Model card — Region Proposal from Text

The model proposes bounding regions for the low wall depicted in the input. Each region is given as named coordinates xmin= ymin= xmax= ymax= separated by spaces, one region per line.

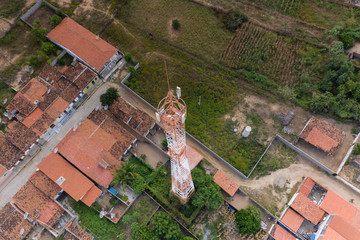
xmin=326 ymin=0 xmax=360 ymax=8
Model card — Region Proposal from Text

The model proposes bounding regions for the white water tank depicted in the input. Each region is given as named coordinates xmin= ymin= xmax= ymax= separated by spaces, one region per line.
xmin=242 ymin=126 xmax=252 ymax=138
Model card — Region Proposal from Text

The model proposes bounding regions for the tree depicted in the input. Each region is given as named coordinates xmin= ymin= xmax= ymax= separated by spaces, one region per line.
xmin=131 ymin=222 xmax=157 ymax=240
xmin=30 ymin=19 xmax=47 ymax=43
xmin=172 ymin=19 xmax=180 ymax=30
xmin=338 ymin=33 xmax=354 ymax=49
xmin=111 ymin=162 xmax=139 ymax=190
xmin=354 ymin=143 xmax=360 ymax=155
xmin=235 ymin=205 xmax=262 ymax=234
xmin=27 ymin=55 xmax=41 ymax=69
xmin=161 ymin=138 xmax=168 ymax=150
xmin=49 ymin=14 xmax=62 ymax=27
xmin=130 ymin=175 xmax=146 ymax=194
xmin=191 ymin=168 xmax=223 ymax=212
xmin=41 ymin=42 xmax=57 ymax=55
xmin=100 ymin=87 xmax=119 ymax=106
xmin=223 ymin=10 xmax=248 ymax=31
xmin=150 ymin=212 xmax=181 ymax=240
xmin=124 ymin=53 xmax=132 ymax=63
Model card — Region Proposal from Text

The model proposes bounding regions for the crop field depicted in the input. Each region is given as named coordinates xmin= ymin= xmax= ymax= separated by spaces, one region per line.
xmin=251 ymin=0 xmax=304 ymax=16
xmin=222 ymin=22 xmax=304 ymax=86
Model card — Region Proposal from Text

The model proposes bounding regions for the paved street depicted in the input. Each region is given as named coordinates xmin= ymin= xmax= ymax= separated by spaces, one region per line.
xmin=0 ymin=83 xmax=109 ymax=209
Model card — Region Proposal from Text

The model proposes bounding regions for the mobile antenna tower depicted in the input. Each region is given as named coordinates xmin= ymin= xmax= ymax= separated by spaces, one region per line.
xmin=156 ymin=62 xmax=195 ymax=203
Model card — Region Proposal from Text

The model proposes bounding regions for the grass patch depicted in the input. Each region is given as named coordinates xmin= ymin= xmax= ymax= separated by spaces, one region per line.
xmin=0 ymin=80 xmax=15 ymax=107
xmin=0 ymin=0 xmax=25 ymax=19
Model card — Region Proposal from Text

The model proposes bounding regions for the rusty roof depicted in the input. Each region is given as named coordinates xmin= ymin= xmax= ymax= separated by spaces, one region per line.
xmin=297 ymin=177 xmax=316 ymax=196
xmin=0 ymin=132 xmax=23 ymax=170
xmin=57 ymin=110 xmax=135 ymax=187
xmin=273 ymin=224 xmax=296 ymax=240
xmin=281 ymin=208 xmax=304 ymax=232
xmin=28 ymin=170 xmax=62 ymax=199
xmin=5 ymin=122 xmax=38 ymax=152
xmin=108 ymin=97 xmax=155 ymax=136
xmin=300 ymin=117 xmax=345 ymax=155
xmin=213 ymin=170 xmax=239 ymax=196
xmin=38 ymin=153 xmax=97 ymax=202
xmin=12 ymin=181 xmax=64 ymax=226
xmin=0 ymin=203 xmax=34 ymax=240
xmin=65 ymin=221 xmax=94 ymax=240
xmin=320 ymin=189 xmax=360 ymax=229
xmin=291 ymin=193 xmax=325 ymax=224
xmin=322 ymin=215 xmax=360 ymax=240
xmin=47 ymin=18 xmax=118 ymax=71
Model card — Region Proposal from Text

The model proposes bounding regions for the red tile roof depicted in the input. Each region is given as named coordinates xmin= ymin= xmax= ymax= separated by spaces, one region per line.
xmin=298 ymin=177 xmax=316 ymax=196
xmin=0 ymin=203 xmax=34 ymax=240
xmin=12 ymin=181 xmax=64 ymax=227
xmin=38 ymin=153 xmax=99 ymax=203
xmin=65 ymin=221 xmax=94 ymax=240
xmin=0 ymin=132 xmax=23 ymax=170
xmin=186 ymin=145 xmax=203 ymax=170
xmin=28 ymin=170 xmax=62 ymax=199
xmin=300 ymin=117 xmax=345 ymax=155
xmin=81 ymin=185 xmax=102 ymax=207
xmin=0 ymin=164 xmax=6 ymax=176
xmin=322 ymin=215 xmax=360 ymax=240
xmin=46 ymin=97 xmax=69 ymax=120
xmin=281 ymin=208 xmax=304 ymax=232
xmin=47 ymin=18 xmax=118 ymax=71
xmin=5 ymin=122 xmax=38 ymax=151
xmin=291 ymin=193 xmax=325 ymax=224
xmin=22 ymin=108 xmax=44 ymax=128
xmin=213 ymin=170 xmax=239 ymax=196
xmin=273 ymin=225 xmax=297 ymax=240
xmin=320 ymin=189 xmax=360 ymax=229
xmin=57 ymin=110 xmax=135 ymax=187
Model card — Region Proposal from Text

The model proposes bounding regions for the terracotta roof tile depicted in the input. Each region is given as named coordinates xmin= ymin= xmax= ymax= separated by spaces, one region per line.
xmin=65 ymin=221 xmax=94 ymax=240
xmin=291 ymin=193 xmax=325 ymax=224
xmin=47 ymin=18 xmax=118 ymax=71
xmin=6 ymin=93 xmax=35 ymax=117
xmin=63 ymin=62 xmax=97 ymax=89
xmin=0 ymin=203 xmax=34 ymax=240
xmin=28 ymin=170 xmax=62 ymax=199
xmin=22 ymin=108 xmax=44 ymax=128
xmin=213 ymin=170 xmax=239 ymax=196
xmin=12 ymin=181 xmax=64 ymax=226
xmin=321 ymin=190 xmax=360 ymax=229
xmin=273 ymin=224 xmax=297 ymax=240
xmin=57 ymin=110 xmax=134 ymax=187
xmin=281 ymin=208 xmax=304 ymax=232
xmin=81 ymin=185 xmax=102 ymax=207
xmin=38 ymin=153 xmax=96 ymax=202
xmin=0 ymin=164 xmax=6 ymax=176
xmin=323 ymin=215 xmax=360 ymax=240
xmin=300 ymin=117 xmax=345 ymax=155
xmin=46 ymin=97 xmax=69 ymax=120
xmin=186 ymin=145 xmax=203 ymax=170
xmin=5 ymin=122 xmax=38 ymax=151
xmin=0 ymin=132 xmax=23 ymax=169
xmin=38 ymin=64 xmax=63 ymax=84
xmin=298 ymin=177 xmax=316 ymax=196
xmin=31 ymin=112 xmax=57 ymax=136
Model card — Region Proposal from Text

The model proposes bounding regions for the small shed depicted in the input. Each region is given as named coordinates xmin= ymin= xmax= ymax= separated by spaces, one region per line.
xmin=213 ymin=170 xmax=239 ymax=197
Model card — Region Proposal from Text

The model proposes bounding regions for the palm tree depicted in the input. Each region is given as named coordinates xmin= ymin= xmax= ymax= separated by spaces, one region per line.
xmin=111 ymin=162 xmax=139 ymax=190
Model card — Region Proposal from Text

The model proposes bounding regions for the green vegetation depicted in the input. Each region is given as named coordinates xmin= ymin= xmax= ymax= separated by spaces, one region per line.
xmin=124 ymin=53 xmax=132 ymax=63
xmin=31 ymin=20 xmax=47 ymax=43
xmin=172 ymin=19 xmax=181 ymax=30
xmin=40 ymin=42 xmax=57 ymax=55
xmin=131 ymin=222 xmax=157 ymax=240
xmin=100 ymin=87 xmax=119 ymax=106
xmin=49 ymin=14 xmax=62 ymax=27
xmin=354 ymin=143 xmax=360 ymax=155
xmin=254 ymin=0 xmax=303 ymax=16
xmin=222 ymin=10 xmax=248 ymax=31
xmin=27 ymin=55 xmax=41 ymax=69
xmin=235 ymin=205 xmax=262 ymax=235
xmin=111 ymin=161 xmax=139 ymax=190
xmin=0 ymin=0 xmax=25 ymax=19
xmin=161 ymin=138 xmax=168 ymax=150
xmin=151 ymin=212 xmax=181 ymax=240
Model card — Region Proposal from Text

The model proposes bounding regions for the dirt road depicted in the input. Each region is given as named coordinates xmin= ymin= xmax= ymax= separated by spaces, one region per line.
xmin=0 ymin=84 xmax=109 ymax=209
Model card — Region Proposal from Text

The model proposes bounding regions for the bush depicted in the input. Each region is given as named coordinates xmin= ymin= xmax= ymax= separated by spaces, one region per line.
xmin=56 ymin=9 xmax=63 ymax=16
xmin=49 ymin=15 xmax=62 ymax=27
xmin=27 ymin=55 xmax=41 ymax=69
xmin=172 ymin=19 xmax=181 ymax=30
xmin=100 ymin=87 xmax=119 ymax=106
xmin=41 ymin=42 xmax=57 ymax=55
xmin=131 ymin=222 xmax=157 ymax=240
xmin=31 ymin=20 xmax=47 ymax=43
xmin=124 ymin=53 xmax=132 ymax=63
xmin=223 ymin=10 xmax=248 ymax=31
xmin=130 ymin=176 xmax=146 ymax=194
xmin=151 ymin=212 xmax=181 ymax=240
xmin=235 ymin=205 xmax=262 ymax=235
xmin=338 ymin=33 xmax=354 ymax=49
xmin=109 ymin=196 xmax=118 ymax=207
xmin=161 ymin=138 xmax=168 ymax=150
xmin=351 ymin=127 xmax=359 ymax=135
xmin=354 ymin=143 xmax=360 ymax=155
xmin=121 ymin=214 xmax=133 ymax=225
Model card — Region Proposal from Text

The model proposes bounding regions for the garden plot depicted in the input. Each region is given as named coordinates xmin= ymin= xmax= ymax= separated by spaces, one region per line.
xmin=250 ymin=0 xmax=304 ymax=16
xmin=222 ymin=22 xmax=305 ymax=86
xmin=191 ymin=203 xmax=268 ymax=240
xmin=27 ymin=4 xmax=56 ymax=31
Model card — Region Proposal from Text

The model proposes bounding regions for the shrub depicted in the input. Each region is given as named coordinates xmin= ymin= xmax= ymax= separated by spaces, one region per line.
xmin=172 ymin=19 xmax=181 ymax=30
xmin=100 ymin=87 xmax=119 ymax=106
xmin=27 ymin=55 xmax=41 ymax=69
xmin=109 ymin=196 xmax=118 ymax=207
xmin=351 ymin=127 xmax=359 ymax=135
xmin=41 ymin=42 xmax=57 ymax=55
xmin=131 ymin=222 xmax=157 ymax=240
xmin=223 ymin=10 xmax=248 ymax=31
xmin=130 ymin=176 xmax=146 ymax=194
xmin=91 ymin=202 xmax=102 ymax=212
xmin=56 ymin=9 xmax=63 ymax=16
xmin=161 ymin=138 xmax=168 ymax=150
xmin=151 ymin=212 xmax=181 ymax=240
xmin=49 ymin=15 xmax=62 ymax=27
xmin=121 ymin=214 xmax=132 ymax=225
xmin=235 ymin=205 xmax=262 ymax=235
xmin=354 ymin=143 xmax=360 ymax=155
xmin=119 ymin=233 xmax=126 ymax=240
xmin=338 ymin=33 xmax=354 ymax=49
xmin=31 ymin=20 xmax=47 ymax=43
xmin=124 ymin=53 xmax=132 ymax=63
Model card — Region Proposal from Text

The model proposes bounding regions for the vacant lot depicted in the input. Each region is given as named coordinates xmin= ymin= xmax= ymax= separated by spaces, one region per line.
xmin=27 ymin=4 xmax=56 ymax=30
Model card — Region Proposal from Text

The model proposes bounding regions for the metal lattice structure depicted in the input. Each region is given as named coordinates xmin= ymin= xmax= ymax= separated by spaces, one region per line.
xmin=156 ymin=64 xmax=194 ymax=203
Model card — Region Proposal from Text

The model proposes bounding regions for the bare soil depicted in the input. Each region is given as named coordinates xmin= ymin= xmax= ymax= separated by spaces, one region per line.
xmin=27 ymin=5 xmax=55 ymax=30
xmin=340 ymin=164 xmax=360 ymax=189
xmin=131 ymin=141 xmax=168 ymax=169
xmin=0 ymin=18 xmax=11 ymax=38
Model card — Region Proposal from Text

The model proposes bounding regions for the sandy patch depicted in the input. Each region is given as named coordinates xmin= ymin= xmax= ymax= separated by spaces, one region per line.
xmin=167 ymin=19 xmax=179 ymax=38
xmin=0 ymin=18 xmax=11 ymax=38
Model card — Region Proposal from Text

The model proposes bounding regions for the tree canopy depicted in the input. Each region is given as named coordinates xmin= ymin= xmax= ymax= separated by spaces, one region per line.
xmin=100 ymin=87 xmax=119 ymax=106
xmin=150 ymin=212 xmax=181 ymax=240
xmin=235 ymin=205 xmax=262 ymax=235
